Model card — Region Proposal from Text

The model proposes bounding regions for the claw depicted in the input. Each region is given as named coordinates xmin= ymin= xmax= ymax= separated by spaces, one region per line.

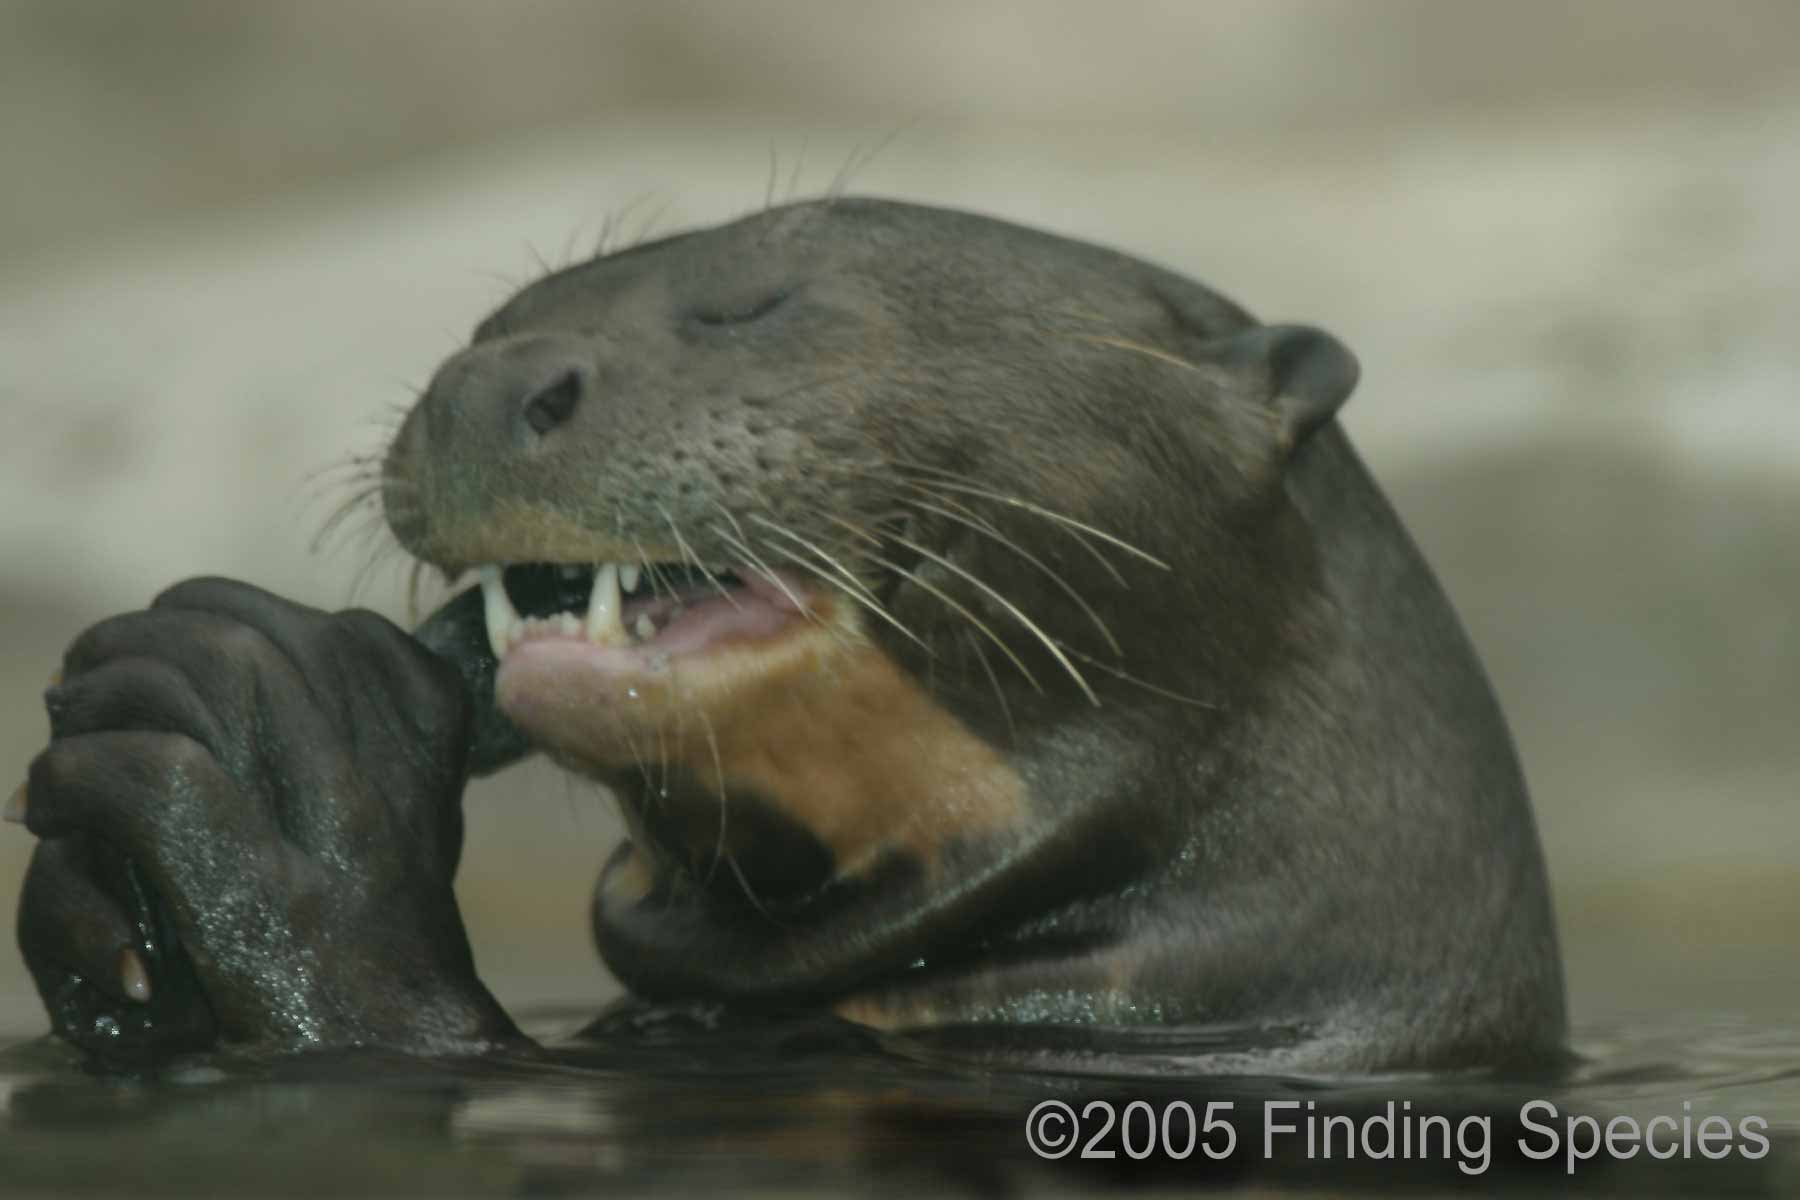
xmin=2 ymin=782 xmax=23 ymax=824
xmin=119 ymin=948 xmax=152 ymax=1004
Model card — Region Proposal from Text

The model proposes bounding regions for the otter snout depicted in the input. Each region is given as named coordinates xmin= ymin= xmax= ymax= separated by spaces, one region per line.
xmin=383 ymin=332 xmax=614 ymax=564
xmin=422 ymin=332 xmax=596 ymax=450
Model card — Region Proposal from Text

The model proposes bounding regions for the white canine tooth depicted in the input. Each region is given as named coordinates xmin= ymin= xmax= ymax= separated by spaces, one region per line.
xmin=584 ymin=562 xmax=626 ymax=645
xmin=619 ymin=563 xmax=641 ymax=593
xmin=478 ymin=566 xmax=519 ymax=662
xmin=634 ymin=613 xmax=655 ymax=641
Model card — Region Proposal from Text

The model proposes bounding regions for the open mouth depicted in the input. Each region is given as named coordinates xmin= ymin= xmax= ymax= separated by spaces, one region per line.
xmin=477 ymin=560 xmax=814 ymax=665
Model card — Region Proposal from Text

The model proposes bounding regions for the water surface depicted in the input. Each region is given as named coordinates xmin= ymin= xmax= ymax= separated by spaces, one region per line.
xmin=2 ymin=1008 xmax=1794 ymax=1196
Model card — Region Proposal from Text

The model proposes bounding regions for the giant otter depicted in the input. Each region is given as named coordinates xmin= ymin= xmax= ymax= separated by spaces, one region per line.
xmin=13 ymin=198 xmax=1564 ymax=1071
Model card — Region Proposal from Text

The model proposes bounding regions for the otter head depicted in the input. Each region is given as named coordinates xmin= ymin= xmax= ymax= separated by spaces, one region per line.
xmin=382 ymin=198 xmax=1356 ymax=935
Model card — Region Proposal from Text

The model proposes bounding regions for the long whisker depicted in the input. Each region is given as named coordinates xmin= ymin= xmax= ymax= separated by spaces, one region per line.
xmin=696 ymin=708 xmax=729 ymax=889
xmin=961 ymin=627 xmax=1016 ymax=746
xmin=557 ymin=219 xmax=585 ymax=273
xmin=305 ymin=449 xmax=386 ymax=510
xmin=346 ymin=531 xmax=408 ymax=606
xmin=899 ymin=495 xmax=1122 ymax=658
xmin=882 ymin=530 xmax=1097 ymax=705
xmin=1053 ymin=639 xmax=1217 ymax=709
xmin=310 ymin=484 xmax=385 ymax=556
xmin=900 ymin=475 xmax=1168 ymax=573
xmin=616 ymin=714 xmax=654 ymax=791
xmin=708 ymin=519 xmax=818 ymax=625
xmin=783 ymin=136 xmax=809 ymax=204
xmin=597 ymin=192 xmax=652 ymax=258
xmin=826 ymin=123 xmax=908 ymax=201
xmin=628 ymin=533 xmax=679 ymax=606
xmin=832 ymin=543 xmax=1039 ymax=694
xmin=820 ymin=512 xmax=884 ymax=549
xmin=746 ymin=515 xmax=878 ymax=600
xmin=628 ymin=535 xmax=656 ymax=601
xmin=659 ymin=504 xmax=739 ymax=609
xmin=646 ymin=559 xmax=677 ymax=604
xmin=710 ymin=505 xmax=823 ymax=621
xmin=759 ymin=539 xmax=929 ymax=654
xmin=888 ymin=458 xmax=1170 ymax=572
xmin=637 ymin=200 xmax=675 ymax=250
xmin=724 ymin=851 xmax=783 ymax=926
xmin=746 ymin=515 xmax=929 ymax=651
xmin=594 ymin=207 xmax=620 ymax=258
xmin=904 ymin=476 xmax=1128 ymax=589
xmin=1074 ymin=333 xmax=1222 ymax=378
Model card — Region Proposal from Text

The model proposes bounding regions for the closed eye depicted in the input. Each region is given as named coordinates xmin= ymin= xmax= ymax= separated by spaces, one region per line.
xmin=691 ymin=290 xmax=790 ymax=327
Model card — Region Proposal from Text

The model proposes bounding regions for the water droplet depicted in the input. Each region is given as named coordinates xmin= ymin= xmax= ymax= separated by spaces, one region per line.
xmin=626 ymin=687 xmax=639 ymax=700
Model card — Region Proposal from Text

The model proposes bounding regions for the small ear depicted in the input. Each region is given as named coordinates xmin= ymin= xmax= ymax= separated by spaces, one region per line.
xmin=1220 ymin=324 xmax=1359 ymax=453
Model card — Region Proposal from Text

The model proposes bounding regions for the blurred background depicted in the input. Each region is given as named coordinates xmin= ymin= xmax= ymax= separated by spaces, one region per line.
xmin=1 ymin=0 xmax=1795 ymax=1031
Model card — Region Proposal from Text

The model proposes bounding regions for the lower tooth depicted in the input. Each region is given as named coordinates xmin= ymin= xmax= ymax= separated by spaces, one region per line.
xmin=634 ymin=613 xmax=655 ymax=640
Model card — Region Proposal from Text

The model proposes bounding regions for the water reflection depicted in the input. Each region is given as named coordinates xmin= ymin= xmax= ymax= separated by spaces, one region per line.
xmin=1 ymin=1009 xmax=1795 ymax=1195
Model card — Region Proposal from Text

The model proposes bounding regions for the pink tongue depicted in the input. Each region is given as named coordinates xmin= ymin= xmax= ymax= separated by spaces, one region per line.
xmin=510 ymin=567 xmax=813 ymax=666
xmin=494 ymin=568 xmax=815 ymax=737
xmin=493 ymin=572 xmax=817 ymax=752
xmin=634 ymin=578 xmax=805 ymax=656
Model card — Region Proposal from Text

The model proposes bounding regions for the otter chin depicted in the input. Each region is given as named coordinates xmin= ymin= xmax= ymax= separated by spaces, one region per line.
xmin=391 ymin=196 xmax=1566 ymax=1072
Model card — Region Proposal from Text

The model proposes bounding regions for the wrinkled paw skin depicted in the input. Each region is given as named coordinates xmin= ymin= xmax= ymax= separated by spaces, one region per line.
xmin=12 ymin=577 xmax=521 ymax=1061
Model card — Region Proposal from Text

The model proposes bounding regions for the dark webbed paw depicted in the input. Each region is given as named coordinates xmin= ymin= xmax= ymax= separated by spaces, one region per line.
xmin=15 ymin=830 xmax=215 ymax=1059
xmin=15 ymin=577 xmax=520 ymax=1059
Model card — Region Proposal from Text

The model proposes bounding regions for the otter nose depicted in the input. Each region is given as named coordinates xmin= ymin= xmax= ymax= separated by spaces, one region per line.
xmin=423 ymin=335 xmax=595 ymax=448
xmin=521 ymin=368 xmax=583 ymax=435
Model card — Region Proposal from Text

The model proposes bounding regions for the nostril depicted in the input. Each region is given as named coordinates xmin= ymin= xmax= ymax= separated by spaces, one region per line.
xmin=522 ymin=369 xmax=583 ymax=436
